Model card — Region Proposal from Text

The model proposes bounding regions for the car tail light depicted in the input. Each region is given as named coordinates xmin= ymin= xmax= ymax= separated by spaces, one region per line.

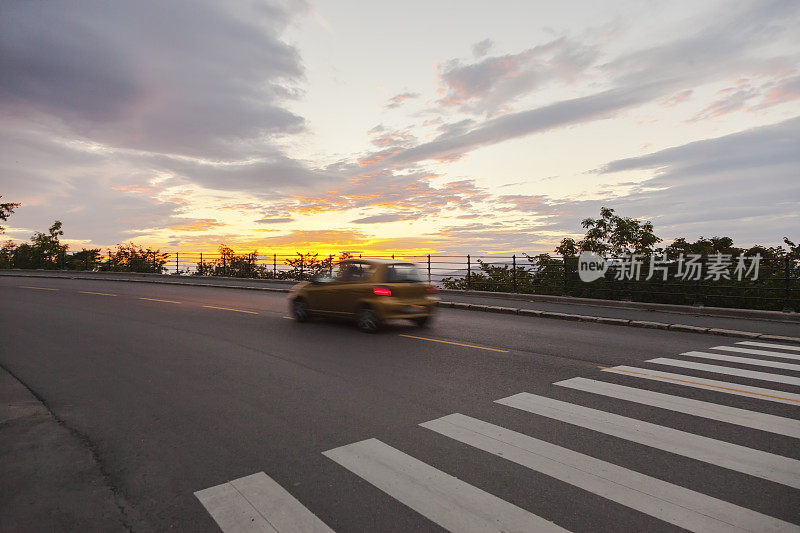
xmin=373 ymin=287 xmax=392 ymax=296
xmin=426 ymin=286 xmax=439 ymax=294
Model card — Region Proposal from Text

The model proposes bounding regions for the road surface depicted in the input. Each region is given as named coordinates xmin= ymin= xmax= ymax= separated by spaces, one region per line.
xmin=2 ymin=276 xmax=799 ymax=531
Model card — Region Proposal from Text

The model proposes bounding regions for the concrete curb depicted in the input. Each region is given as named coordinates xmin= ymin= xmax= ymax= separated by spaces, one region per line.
xmin=437 ymin=300 xmax=800 ymax=344
xmin=440 ymin=288 xmax=799 ymax=323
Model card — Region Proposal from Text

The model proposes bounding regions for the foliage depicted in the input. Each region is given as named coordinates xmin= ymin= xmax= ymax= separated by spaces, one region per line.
xmin=0 ymin=196 xmax=21 ymax=234
xmin=99 ymin=243 xmax=169 ymax=273
xmin=7 ymin=221 xmax=69 ymax=269
xmin=69 ymin=248 xmax=101 ymax=270
xmin=437 ymin=207 xmax=798 ymax=311
xmin=579 ymin=207 xmax=661 ymax=255
xmin=195 ymin=245 xmax=266 ymax=278
xmin=283 ymin=252 xmax=332 ymax=280
xmin=440 ymin=259 xmax=535 ymax=292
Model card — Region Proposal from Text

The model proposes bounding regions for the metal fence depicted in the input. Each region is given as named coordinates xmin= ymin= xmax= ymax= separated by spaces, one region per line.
xmin=8 ymin=251 xmax=800 ymax=312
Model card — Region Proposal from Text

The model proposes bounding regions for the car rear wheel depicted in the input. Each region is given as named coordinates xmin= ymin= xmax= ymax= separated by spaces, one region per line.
xmin=356 ymin=307 xmax=381 ymax=333
xmin=292 ymin=298 xmax=310 ymax=322
xmin=412 ymin=315 xmax=430 ymax=328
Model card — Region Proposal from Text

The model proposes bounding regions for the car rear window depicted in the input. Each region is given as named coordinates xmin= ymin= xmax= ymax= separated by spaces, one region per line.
xmin=385 ymin=264 xmax=423 ymax=282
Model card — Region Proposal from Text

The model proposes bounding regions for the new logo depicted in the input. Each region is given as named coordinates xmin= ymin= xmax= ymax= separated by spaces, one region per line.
xmin=578 ymin=251 xmax=608 ymax=282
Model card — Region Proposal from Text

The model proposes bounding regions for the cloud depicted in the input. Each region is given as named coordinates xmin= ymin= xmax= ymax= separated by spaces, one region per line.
xmin=386 ymin=84 xmax=659 ymax=166
xmin=0 ymin=1 xmax=306 ymax=160
xmin=437 ymin=37 xmax=598 ymax=115
xmin=352 ymin=2 xmax=800 ymax=171
xmin=385 ymin=92 xmax=420 ymax=109
xmin=756 ymin=74 xmax=800 ymax=109
xmin=585 ymin=116 xmax=800 ymax=242
xmin=255 ymin=217 xmax=294 ymax=224
xmin=168 ymin=219 xmax=226 ymax=232
xmin=351 ymin=213 xmax=418 ymax=224
xmin=283 ymin=171 xmax=489 ymax=216
xmin=471 ymin=39 xmax=494 ymax=58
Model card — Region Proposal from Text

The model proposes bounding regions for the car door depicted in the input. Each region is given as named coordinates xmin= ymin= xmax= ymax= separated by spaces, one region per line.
xmin=329 ymin=261 xmax=374 ymax=315
xmin=312 ymin=263 xmax=347 ymax=313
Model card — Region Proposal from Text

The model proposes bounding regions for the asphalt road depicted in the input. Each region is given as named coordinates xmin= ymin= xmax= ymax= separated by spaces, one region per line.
xmin=2 ymin=276 xmax=799 ymax=532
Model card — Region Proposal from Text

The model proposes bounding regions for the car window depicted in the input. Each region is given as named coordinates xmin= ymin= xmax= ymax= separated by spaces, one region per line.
xmin=385 ymin=264 xmax=423 ymax=283
xmin=336 ymin=262 xmax=373 ymax=281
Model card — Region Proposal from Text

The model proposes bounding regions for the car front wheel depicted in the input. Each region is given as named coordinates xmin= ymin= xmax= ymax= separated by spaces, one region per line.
xmin=292 ymin=298 xmax=310 ymax=322
xmin=356 ymin=307 xmax=381 ymax=333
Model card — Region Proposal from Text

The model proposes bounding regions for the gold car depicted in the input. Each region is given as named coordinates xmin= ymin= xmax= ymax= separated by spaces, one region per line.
xmin=289 ymin=258 xmax=439 ymax=332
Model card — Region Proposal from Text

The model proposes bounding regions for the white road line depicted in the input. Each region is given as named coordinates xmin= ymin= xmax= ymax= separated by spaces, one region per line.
xmin=648 ymin=358 xmax=800 ymax=387
xmin=195 ymin=472 xmax=332 ymax=533
xmin=421 ymin=413 xmax=799 ymax=533
xmin=323 ymin=438 xmax=567 ymax=533
xmin=738 ymin=341 xmax=800 ymax=352
xmin=713 ymin=345 xmax=800 ymax=361
xmin=681 ymin=351 xmax=800 ymax=372
xmin=554 ymin=377 xmax=800 ymax=439
xmin=601 ymin=365 xmax=800 ymax=406
xmin=496 ymin=392 xmax=800 ymax=489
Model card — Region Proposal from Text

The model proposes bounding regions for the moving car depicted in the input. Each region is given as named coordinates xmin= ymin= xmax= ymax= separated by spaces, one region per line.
xmin=289 ymin=258 xmax=439 ymax=332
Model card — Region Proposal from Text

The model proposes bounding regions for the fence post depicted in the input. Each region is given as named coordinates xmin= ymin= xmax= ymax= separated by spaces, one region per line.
xmin=329 ymin=254 xmax=333 ymax=277
xmin=176 ymin=252 xmax=179 ymax=275
xmin=512 ymin=254 xmax=517 ymax=293
xmin=222 ymin=254 xmax=227 ymax=277
xmin=467 ymin=254 xmax=471 ymax=290
xmin=199 ymin=252 xmax=203 ymax=275
xmin=151 ymin=251 xmax=156 ymax=273
xmin=693 ymin=254 xmax=704 ymax=307
xmin=107 ymin=249 xmax=111 ymax=271
xmin=392 ymin=253 xmax=395 ymax=259
xmin=785 ymin=256 xmax=794 ymax=312
xmin=84 ymin=254 xmax=88 ymax=271
xmin=427 ymin=254 xmax=431 ymax=284
xmin=562 ymin=257 xmax=569 ymax=296
xmin=300 ymin=254 xmax=304 ymax=280
xmin=273 ymin=253 xmax=277 ymax=278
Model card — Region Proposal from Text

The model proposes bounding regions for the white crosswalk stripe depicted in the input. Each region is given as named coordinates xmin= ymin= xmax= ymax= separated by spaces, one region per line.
xmin=681 ymin=350 xmax=800 ymax=372
xmin=195 ymin=472 xmax=333 ymax=533
xmin=496 ymin=392 xmax=800 ymax=488
xmin=421 ymin=413 xmax=798 ymax=533
xmin=713 ymin=345 xmax=800 ymax=361
xmin=600 ymin=365 xmax=800 ymax=405
xmin=196 ymin=341 xmax=800 ymax=532
xmin=648 ymin=357 xmax=800 ymax=386
xmin=323 ymin=438 xmax=568 ymax=532
xmin=554 ymin=377 xmax=800 ymax=438
xmin=737 ymin=341 xmax=800 ymax=353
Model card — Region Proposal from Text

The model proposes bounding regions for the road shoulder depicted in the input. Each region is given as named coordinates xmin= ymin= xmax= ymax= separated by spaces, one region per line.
xmin=0 ymin=366 xmax=140 ymax=531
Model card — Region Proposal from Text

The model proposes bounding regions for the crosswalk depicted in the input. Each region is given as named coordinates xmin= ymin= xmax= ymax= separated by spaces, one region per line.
xmin=196 ymin=340 xmax=800 ymax=532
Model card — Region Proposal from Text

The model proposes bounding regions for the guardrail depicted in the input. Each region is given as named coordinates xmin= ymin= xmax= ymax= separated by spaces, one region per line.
xmin=3 ymin=251 xmax=798 ymax=312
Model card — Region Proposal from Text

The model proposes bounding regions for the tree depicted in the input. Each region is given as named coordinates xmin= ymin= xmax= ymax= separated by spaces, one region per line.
xmin=664 ymin=236 xmax=738 ymax=257
xmin=579 ymin=207 xmax=661 ymax=256
xmin=0 ymin=240 xmax=16 ymax=268
xmin=441 ymin=259 xmax=535 ymax=292
xmin=101 ymin=243 xmax=169 ymax=273
xmin=26 ymin=221 xmax=68 ymax=269
xmin=554 ymin=237 xmax=579 ymax=257
xmin=70 ymin=248 xmax=101 ymax=270
xmin=195 ymin=245 xmax=267 ymax=277
xmin=284 ymin=252 xmax=330 ymax=280
xmin=0 ymin=196 xmax=20 ymax=234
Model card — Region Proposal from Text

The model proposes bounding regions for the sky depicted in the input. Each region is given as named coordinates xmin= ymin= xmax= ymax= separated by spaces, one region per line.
xmin=1 ymin=0 xmax=799 ymax=256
